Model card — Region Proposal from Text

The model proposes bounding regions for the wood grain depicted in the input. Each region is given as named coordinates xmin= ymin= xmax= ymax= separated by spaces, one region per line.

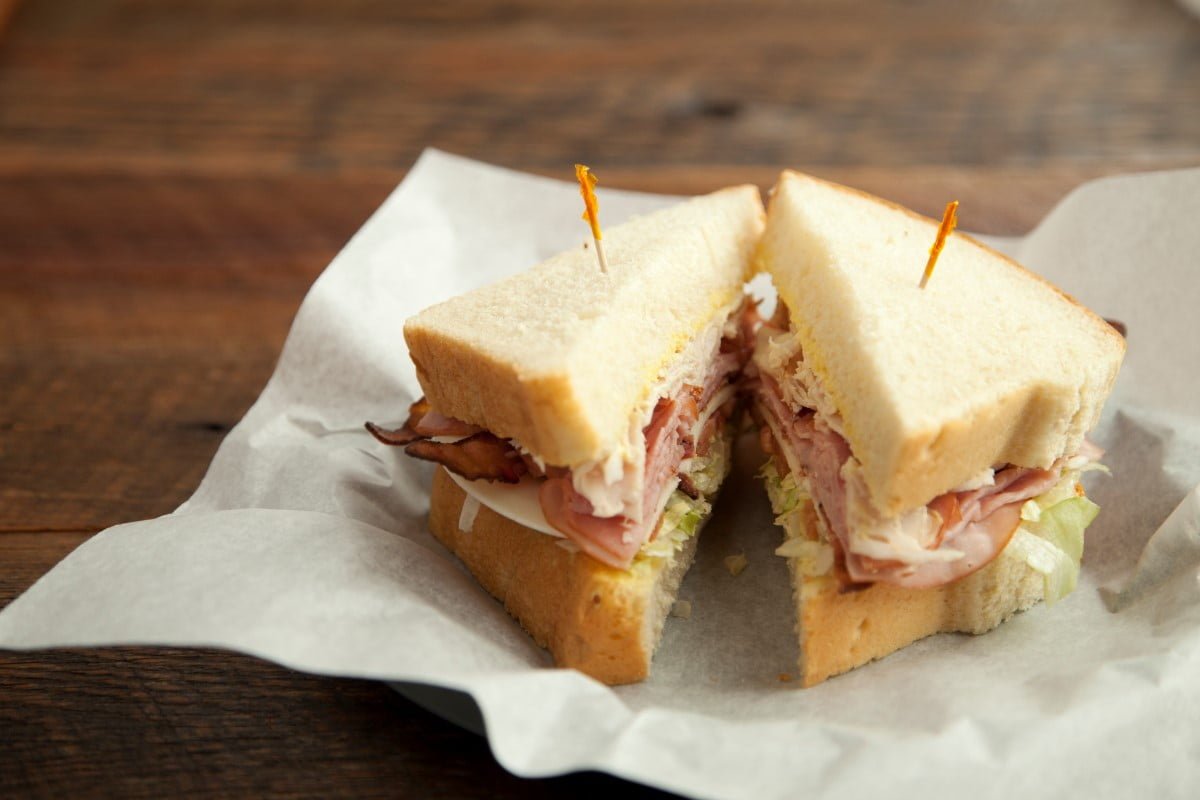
xmin=0 ymin=648 xmax=675 ymax=799
xmin=0 ymin=1 xmax=19 ymax=37
xmin=0 ymin=174 xmax=389 ymax=532
xmin=0 ymin=0 xmax=1197 ymax=176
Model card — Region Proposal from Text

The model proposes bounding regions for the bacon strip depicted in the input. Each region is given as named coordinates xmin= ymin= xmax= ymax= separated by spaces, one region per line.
xmin=366 ymin=397 xmax=481 ymax=446
xmin=404 ymin=433 xmax=526 ymax=483
xmin=365 ymin=398 xmax=431 ymax=446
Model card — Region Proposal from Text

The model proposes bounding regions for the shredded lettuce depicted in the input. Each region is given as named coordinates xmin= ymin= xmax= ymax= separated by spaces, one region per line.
xmin=760 ymin=460 xmax=808 ymax=525
xmin=681 ymin=452 xmax=724 ymax=497
xmin=635 ymin=424 xmax=733 ymax=565
xmin=775 ymin=538 xmax=835 ymax=577
xmin=1010 ymin=475 xmax=1100 ymax=604
xmin=639 ymin=491 xmax=711 ymax=561
xmin=680 ymin=422 xmax=734 ymax=497
xmin=761 ymin=460 xmax=834 ymax=575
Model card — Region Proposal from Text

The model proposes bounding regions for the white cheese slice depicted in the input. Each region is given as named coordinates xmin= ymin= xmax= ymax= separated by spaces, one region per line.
xmin=446 ymin=472 xmax=562 ymax=537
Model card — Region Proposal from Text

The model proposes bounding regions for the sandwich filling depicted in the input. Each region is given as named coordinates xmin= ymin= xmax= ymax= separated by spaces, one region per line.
xmin=749 ymin=310 xmax=1106 ymax=591
xmin=369 ymin=298 xmax=761 ymax=570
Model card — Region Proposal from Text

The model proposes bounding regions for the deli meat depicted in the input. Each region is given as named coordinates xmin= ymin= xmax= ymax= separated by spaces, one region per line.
xmin=539 ymin=393 xmax=700 ymax=568
xmin=754 ymin=369 xmax=1090 ymax=589
xmin=367 ymin=398 xmax=520 ymax=481
xmin=538 ymin=473 xmax=643 ymax=567
xmin=846 ymin=504 xmax=1024 ymax=588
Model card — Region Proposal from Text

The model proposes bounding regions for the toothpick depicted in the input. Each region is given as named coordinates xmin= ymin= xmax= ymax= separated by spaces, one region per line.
xmin=574 ymin=163 xmax=608 ymax=273
xmin=919 ymin=200 xmax=959 ymax=289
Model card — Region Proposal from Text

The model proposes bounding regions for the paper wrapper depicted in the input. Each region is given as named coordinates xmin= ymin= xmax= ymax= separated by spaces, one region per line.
xmin=3 ymin=151 xmax=1199 ymax=799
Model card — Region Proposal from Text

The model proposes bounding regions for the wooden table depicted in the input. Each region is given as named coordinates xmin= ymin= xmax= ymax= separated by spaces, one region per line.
xmin=2 ymin=2 xmax=1197 ymax=797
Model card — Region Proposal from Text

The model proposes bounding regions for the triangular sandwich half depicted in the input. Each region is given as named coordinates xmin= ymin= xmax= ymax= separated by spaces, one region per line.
xmin=750 ymin=172 xmax=1125 ymax=686
xmin=371 ymin=186 xmax=765 ymax=684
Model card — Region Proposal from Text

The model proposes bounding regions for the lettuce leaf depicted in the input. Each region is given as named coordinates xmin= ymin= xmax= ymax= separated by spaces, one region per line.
xmin=760 ymin=460 xmax=808 ymax=524
xmin=1010 ymin=494 xmax=1100 ymax=604
xmin=775 ymin=538 xmax=835 ymax=576
xmin=682 ymin=453 xmax=724 ymax=497
xmin=639 ymin=492 xmax=711 ymax=561
xmin=680 ymin=421 xmax=733 ymax=497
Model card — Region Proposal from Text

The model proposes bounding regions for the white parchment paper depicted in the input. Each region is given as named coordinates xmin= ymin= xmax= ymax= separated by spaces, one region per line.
xmin=3 ymin=151 xmax=1200 ymax=799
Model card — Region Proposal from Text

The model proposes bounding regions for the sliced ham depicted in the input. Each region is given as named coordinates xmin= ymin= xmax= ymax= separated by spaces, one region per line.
xmin=804 ymin=417 xmax=853 ymax=541
xmin=538 ymin=475 xmax=643 ymax=568
xmin=643 ymin=394 xmax=700 ymax=520
xmin=845 ymin=505 xmax=1023 ymax=588
xmin=971 ymin=466 xmax=1060 ymax=520
xmin=700 ymin=351 xmax=742 ymax=409
xmin=755 ymin=374 xmax=850 ymax=539
xmin=753 ymin=363 xmax=1091 ymax=590
xmin=539 ymin=390 xmax=701 ymax=569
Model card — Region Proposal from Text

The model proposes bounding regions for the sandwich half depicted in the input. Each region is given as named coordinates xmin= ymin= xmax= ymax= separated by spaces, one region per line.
xmin=371 ymin=186 xmax=765 ymax=684
xmin=750 ymin=172 xmax=1125 ymax=686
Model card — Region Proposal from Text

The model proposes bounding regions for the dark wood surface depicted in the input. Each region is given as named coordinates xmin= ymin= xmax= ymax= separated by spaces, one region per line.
xmin=3 ymin=0 xmax=1199 ymax=174
xmin=2 ymin=1 xmax=1198 ymax=797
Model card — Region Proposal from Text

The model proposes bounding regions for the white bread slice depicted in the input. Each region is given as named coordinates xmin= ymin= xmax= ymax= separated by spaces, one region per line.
xmin=759 ymin=172 xmax=1125 ymax=517
xmin=428 ymin=467 xmax=701 ymax=684
xmin=770 ymin=457 xmax=1046 ymax=687
xmin=406 ymin=186 xmax=765 ymax=468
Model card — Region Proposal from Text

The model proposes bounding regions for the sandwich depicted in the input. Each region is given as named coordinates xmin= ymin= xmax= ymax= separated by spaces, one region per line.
xmin=369 ymin=186 xmax=766 ymax=684
xmin=749 ymin=172 xmax=1125 ymax=686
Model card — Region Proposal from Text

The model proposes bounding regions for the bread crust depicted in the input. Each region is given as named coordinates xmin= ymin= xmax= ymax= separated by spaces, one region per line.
xmin=427 ymin=467 xmax=700 ymax=685
xmin=797 ymin=553 xmax=1044 ymax=686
